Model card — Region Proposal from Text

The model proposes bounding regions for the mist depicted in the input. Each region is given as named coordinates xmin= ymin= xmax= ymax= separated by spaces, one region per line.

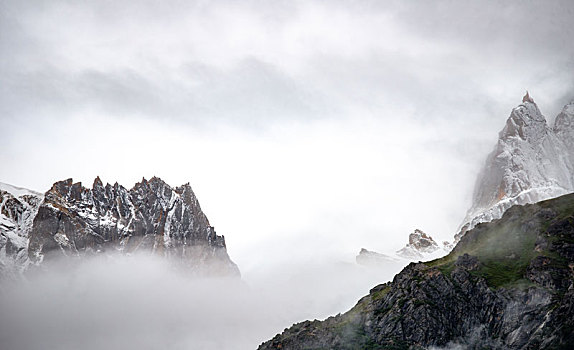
xmin=0 ymin=254 xmax=407 ymax=350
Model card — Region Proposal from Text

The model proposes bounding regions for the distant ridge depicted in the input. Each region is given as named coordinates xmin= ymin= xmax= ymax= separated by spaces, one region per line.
xmin=1 ymin=177 xmax=239 ymax=277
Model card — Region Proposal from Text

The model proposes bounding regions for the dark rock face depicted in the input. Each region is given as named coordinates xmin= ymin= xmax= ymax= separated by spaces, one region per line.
xmin=259 ymin=194 xmax=574 ymax=349
xmin=27 ymin=177 xmax=239 ymax=277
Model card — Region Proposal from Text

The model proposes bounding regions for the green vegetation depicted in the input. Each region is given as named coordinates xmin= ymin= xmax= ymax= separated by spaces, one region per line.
xmin=371 ymin=286 xmax=391 ymax=301
xmin=471 ymin=260 xmax=534 ymax=289
xmin=426 ymin=257 xmax=456 ymax=277
xmin=426 ymin=195 xmax=574 ymax=289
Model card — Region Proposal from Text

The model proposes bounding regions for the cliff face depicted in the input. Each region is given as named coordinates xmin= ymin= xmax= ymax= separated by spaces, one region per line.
xmin=259 ymin=193 xmax=574 ymax=349
xmin=458 ymin=96 xmax=574 ymax=242
xmin=554 ymin=100 xmax=574 ymax=165
xmin=3 ymin=177 xmax=239 ymax=277
xmin=0 ymin=183 xmax=43 ymax=278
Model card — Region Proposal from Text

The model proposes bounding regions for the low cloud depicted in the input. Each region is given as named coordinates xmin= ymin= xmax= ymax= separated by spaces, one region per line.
xmin=0 ymin=254 xmax=408 ymax=350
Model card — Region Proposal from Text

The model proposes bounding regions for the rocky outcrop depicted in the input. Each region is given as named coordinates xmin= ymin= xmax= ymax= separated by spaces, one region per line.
xmin=3 ymin=177 xmax=239 ymax=277
xmin=396 ymin=229 xmax=443 ymax=260
xmin=0 ymin=183 xmax=43 ymax=278
xmin=361 ymin=230 xmax=451 ymax=263
xmin=458 ymin=94 xmax=574 ymax=242
xmin=522 ymin=90 xmax=534 ymax=103
xmin=259 ymin=193 xmax=574 ymax=349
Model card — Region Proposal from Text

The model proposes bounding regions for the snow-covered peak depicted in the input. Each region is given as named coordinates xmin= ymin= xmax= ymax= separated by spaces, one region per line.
xmin=500 ymin=100 xmax=547 ymax=142
xmin=407 ymin=229 xmax=438 ymax=250
xmin=457 ymin=96 xmax=574 ymax=243
xmin=396 ymin=229 xmax=449 ymax=261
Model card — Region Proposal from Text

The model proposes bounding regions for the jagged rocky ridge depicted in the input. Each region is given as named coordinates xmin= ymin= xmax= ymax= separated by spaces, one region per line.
xmin=458 ymin=94 xmax=574 ymax=242
xmin=259 ymin=193 xmax=574 ymax=349
xmin=2 ymin=177 xmax=239 ymax=277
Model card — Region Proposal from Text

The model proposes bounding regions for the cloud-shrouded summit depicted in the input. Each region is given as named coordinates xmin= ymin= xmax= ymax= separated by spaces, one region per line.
xmin=459 ymin=93 xmax=574 ymax=241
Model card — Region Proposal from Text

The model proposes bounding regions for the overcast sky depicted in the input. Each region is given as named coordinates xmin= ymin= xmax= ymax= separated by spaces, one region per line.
xmin=1 ymin=0 xmax=574 ymax=272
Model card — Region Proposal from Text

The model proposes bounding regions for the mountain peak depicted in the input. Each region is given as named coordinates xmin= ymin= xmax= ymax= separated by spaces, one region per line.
xmin=458 ymin=96 xmax=574 ymax=243
xmin=522 ymin=90 xmax=534 ymax=103
xmin=93 ymin=176 xmax=103 ymax=189
xmin=396 ymin=229 xmax=444 ymax=260
xmin=554 ymin=98 xmax=574 ymax=130
xmin=500 ymin=99 xmax=546 ymax=142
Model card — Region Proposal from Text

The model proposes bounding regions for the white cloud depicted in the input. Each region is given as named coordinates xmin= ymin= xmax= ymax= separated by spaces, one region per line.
xmin=0 ymin=254 xmax=408 ymax=350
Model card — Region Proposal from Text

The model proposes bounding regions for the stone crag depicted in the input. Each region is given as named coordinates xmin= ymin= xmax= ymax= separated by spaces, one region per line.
xmin=3 ymin=177 xmax=239 ymax=277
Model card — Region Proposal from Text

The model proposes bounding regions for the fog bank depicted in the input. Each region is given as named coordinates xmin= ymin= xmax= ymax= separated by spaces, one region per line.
xmin=0 ymin=254 xmax=408 ymax=350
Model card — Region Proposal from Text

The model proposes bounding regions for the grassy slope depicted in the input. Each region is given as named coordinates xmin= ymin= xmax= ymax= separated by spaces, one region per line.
xmin=426 ymin=193 xmax=574 ymax=289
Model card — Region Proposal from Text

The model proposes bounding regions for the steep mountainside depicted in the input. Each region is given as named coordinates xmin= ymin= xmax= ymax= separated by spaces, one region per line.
xmin=259 ymin=193 xmax=574 ymax=349
xmin=0 ymin=183 xmax=43 ymax=278
xmin=2 ymin=177 xmax=239 ymax=277
xmin=458 ymin=95 xmax=574 ymax=242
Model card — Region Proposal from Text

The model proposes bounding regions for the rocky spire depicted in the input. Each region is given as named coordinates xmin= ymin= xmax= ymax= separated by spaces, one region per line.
xmin=522 ymin=90 xmax=534 ymax=103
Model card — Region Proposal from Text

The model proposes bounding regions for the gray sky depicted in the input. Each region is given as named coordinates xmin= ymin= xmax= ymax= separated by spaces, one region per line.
xmin=1 ymin=0 xmax=574 ymax=271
